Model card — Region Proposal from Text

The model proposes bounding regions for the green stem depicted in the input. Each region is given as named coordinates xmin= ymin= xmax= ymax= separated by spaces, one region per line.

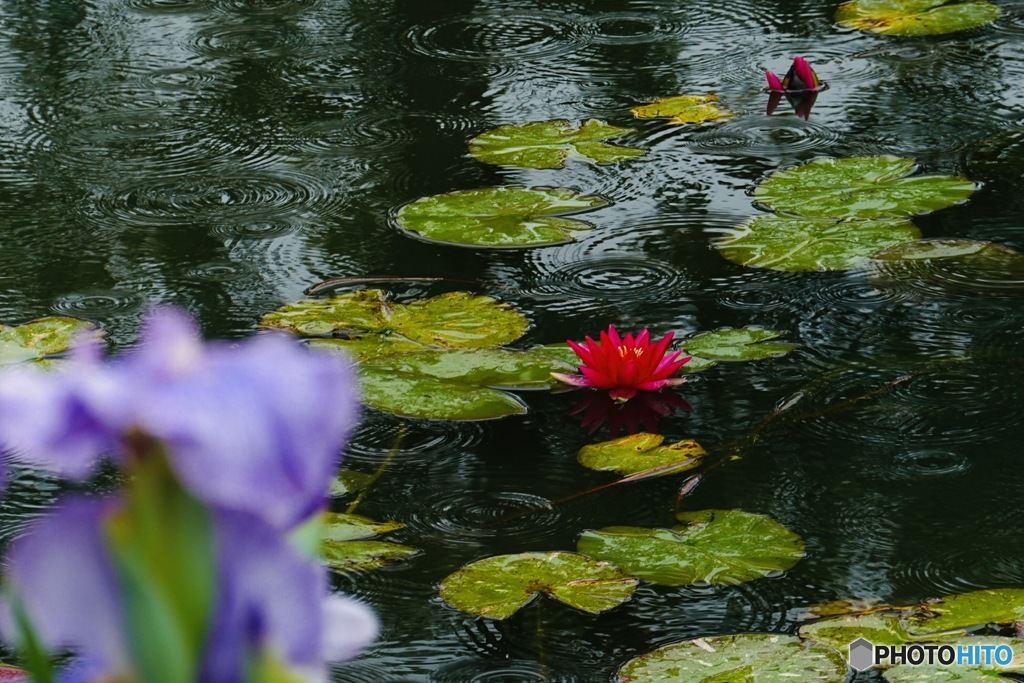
xmin=346 ymin=425 xmax=406 ymax=515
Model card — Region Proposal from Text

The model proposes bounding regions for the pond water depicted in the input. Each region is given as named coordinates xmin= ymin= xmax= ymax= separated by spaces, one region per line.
xmin=2 ymin=0 xmax=1024 ymax=680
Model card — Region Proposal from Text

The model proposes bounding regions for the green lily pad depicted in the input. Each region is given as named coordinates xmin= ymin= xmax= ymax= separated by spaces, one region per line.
xmin=321 ymin=539 xmax=420 ymax=573
xmin=261 ymin=290 xmax=528 ymax=348
xmin=0 ymin=317 xmax=102 ymax=365
xmin=578 ymin=433 xmax=706 ymax=477
xmin=754 ymin=156 xmax=976 ymax=220
xmin=905 ymin=589 xmax=1024 ymax=636
xmin=439 ymin=551 xmax=638 ymax=619
xmin=577 ymin=509 xmax=805 ymax=586
xmin=617 ymin=634 xmax=848 ymax=683
xmin=873 ymin=238 xmax=1024 ymax=270
xmin=329 ymin=469 xmax=375 ymax=497
xmin=717 ymin=215 xmax=921 ymax=271
xmin=394 ymin=186 xmax=609 ymax=248
xmin=310 ymin=335 xmax=428 ymax=362
xmin=882 ymin=637 xmax=1024 ymax=681
xmin=678 ymin=354 xmax=718 ymax=373
xmin=359 ymin=347 xmax=577 ymax=420
xmin=322 ymin=512 xmax=404 ymax=542
xmin=468 ymin=119 xmax=645 ymax=169
xmin=799 ymin=613 xmax=920 ymax=650
xmin=630 ymin=94 xmax=734 ymax=125
xmin=681 ymin=328 xmax=797 ymax=362
xmin=836 ymin=0 xmax=1001 ymax=36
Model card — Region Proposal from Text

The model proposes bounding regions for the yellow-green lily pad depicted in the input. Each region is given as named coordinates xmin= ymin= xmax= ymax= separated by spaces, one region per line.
xmin=329 ymin=469 xmax=375 ymax=497
xmin=717 ymin=215 xmax=921 ymax=272
xmin=439 ymin=551 xmax=638 ymax=620
xmin=358 ymin=347 xmax=577 ymax=420
xmin=321 ymin=540 xmax=420 ymax=573
xmin=261 ymin=290 xmax=528 ymax=348
xmin=681 ymin=327 xmax=797 ymax=362
xmin=799 ymin=613 xmax=921 ymax=650
xmin=0 ymin=316 xmax=102 ymax=365
xmin=836 ymin=0 xmax=1001 ymax=36
xmin=630 ymin=94 xmax=733 ymax=125
xmin=905 ymin=589 xmax=1024 ymax=636
xmin=754 ymin=156 xmax=976 ymax=220
xmin=577 ymin=509 xmax=805 ymax=587
xmin=578 ymin=433 xmax=705 ymax=477
xmin=468 ymin=119 xmax=645 ymax=169
xmin=617 ymin=634 xmax=848 ymax=682
xmin=322 ymin=512 xmax=404 ymax=542
xmin=394 ymin=186 xmax=609 ymax=248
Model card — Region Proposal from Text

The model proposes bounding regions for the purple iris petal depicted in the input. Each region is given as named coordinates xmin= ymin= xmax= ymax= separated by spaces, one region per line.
xmin=0 ymin=308 xmax=360 ymax=530
xmin=2 ymin=498 xmax=129 ymax=677
xmin=201 ymin=509 xmax=375 ymax=681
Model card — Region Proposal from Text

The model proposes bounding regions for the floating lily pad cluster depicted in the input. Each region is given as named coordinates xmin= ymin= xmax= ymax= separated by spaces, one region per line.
xmin=395 ymin=92 xmax=731 ymax=248
xmin=320 ymin=511 xmax=419 ymax=573
xmin=616 ymin=587 xmax=1024 ymax=681
xmin=439 ymin=509 xmax=804 ymax=618
xmin=261 ymin=289 xmax=578 ymax=420
xmin=717 ymin=156 xmax=977 ymax=271
xmin=836 ymin=0 xmax=1001 ymax=36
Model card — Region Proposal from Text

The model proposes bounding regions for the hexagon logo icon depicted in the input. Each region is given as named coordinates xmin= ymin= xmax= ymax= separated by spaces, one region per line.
xmin=848 ymin=637 xmax=875 ymax=672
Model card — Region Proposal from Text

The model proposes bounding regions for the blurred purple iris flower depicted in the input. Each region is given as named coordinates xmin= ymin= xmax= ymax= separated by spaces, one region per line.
xmin=5 ymin=497 xmax=377 ymax=683
xmin=0 ymin=308 xmax=359 ymax=530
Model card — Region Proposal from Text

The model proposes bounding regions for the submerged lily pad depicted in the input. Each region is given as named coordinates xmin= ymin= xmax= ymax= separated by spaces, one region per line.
xmin=630 ymin=94 xmax=733 ymax=125
xmin=717 ymin=215 xmax=920 ymax=271
xmin=577 ymin=509 xmax=805 ymax=586
xmin=468 ymin=119 xmax=645 ymax=169
xmin=836 ymin=0 xmax=1001 ymax=36
xmin=578 ymin=433 xmax=705 ymax=477
xmin=0 ymin=317 xmax=102 ymax=365
xmin=439 ymin=551 xmax=638 ymax=619
xmin=882 ymin=637 xmax=1024 ymax=681
xmin=873 ymin=238 xmax=1024 ymax=265
xmin=359 ymin=347 xmax=576 ymax=420
xmin=618 ymin=634 xmax=847 ymax=682
xmin=682 ymin=327 xmax=797 ymax=361
xmin=754 ymin=156 xmax=976 ymax=220
xmin=905 ymin=589 xmax=1024 ymax=636
xmin=395 ymin=186 xmax=609 ymax=248
xmin=262 ymin=290 xmax=528 ymax=348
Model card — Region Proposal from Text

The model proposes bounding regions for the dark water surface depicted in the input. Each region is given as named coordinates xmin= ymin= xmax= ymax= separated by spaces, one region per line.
xmin=2 ymin=0 xmax=1024 ymax=680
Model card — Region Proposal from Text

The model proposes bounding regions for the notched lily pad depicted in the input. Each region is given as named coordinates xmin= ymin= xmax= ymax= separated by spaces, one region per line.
xmin=321 ymin=540 xmax=420 ymax=573
xmin=577 ymin=509 xmax=805 ymax=586
xmin=617 ymin=634 xmax=848 ymax=683
xmin=0 ymin=317 xmax=102 ymax=365
xmin=359 ymin=347 xmax=577 ymax=420
xmin=322 ymin=512 xmax=404 ymax=542
xmin=717 ymin=215 xmax=920 ymax=271
xmin=681 ymin=327 xmax=797 ymax=362
xmin=439 ymin=551 xmax=638 ymax=620
xmin=469 ymin=119 xmax=645 ymax=169
xmin=630 ymin=94 xmax=734 ymax=125
xmin=578 ymin=433 xmax=705 ymax=477
xmin=395 ymin=186 xmax=609 ymax=248
xmin=329 ymin=469 xmax=375 ymax=497
xmin=905 ymin=589 xmax=1024 ymax=636
xmin=836 ymin=0 xmax=1001 ymax=36
xmin=261 ymin=289 xmax=528 ymax=348
xmin=754 ymin=156 xmax=976 ymax=220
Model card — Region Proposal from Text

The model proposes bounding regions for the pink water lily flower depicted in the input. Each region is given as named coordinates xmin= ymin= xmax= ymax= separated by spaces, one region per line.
xmin=765 ymin=55 xmax=821 ymax=92
xmin=552 ymin=325 xmax=691 ymax=402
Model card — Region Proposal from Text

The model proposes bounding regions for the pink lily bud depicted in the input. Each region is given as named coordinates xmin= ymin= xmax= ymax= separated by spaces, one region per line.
xmin=765 ymin=70 xmax=784 ymax=91
xmin=785 ymin=56 xmax=821 ymax=92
